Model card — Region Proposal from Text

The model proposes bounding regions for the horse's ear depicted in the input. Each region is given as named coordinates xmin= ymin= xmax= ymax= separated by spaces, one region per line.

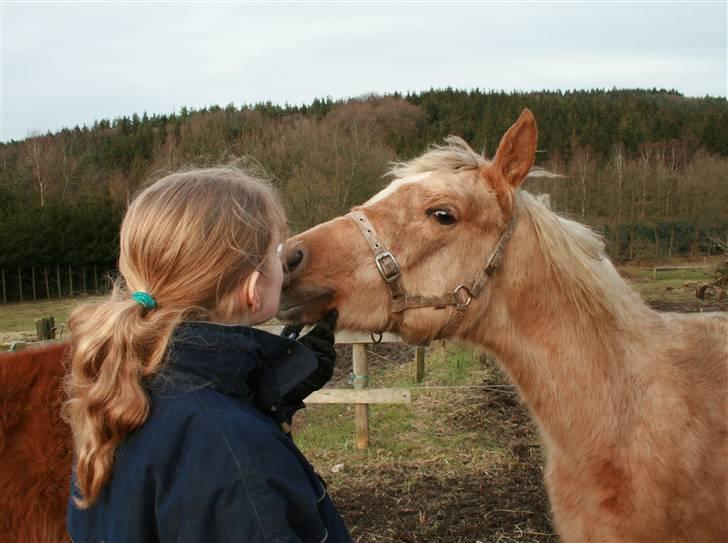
xmin=490 ymin=109 xmax=538 ymax=189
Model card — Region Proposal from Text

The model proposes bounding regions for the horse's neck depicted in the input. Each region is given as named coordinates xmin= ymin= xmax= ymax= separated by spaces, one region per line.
xmin=462 ymin=217 xmax=656 ymax=453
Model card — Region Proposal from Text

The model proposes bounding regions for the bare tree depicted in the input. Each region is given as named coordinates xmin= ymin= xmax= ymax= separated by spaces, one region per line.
xmin=570 ymin=146 xmax=593 ymax=219
xmin=24 ymin=133 xmax=59 ymax=207
xmin=638 ymin=144 xmax=653 ymax=220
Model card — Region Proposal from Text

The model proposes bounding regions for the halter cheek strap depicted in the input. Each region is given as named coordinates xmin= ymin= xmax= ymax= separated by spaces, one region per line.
xmin=347 ymin=208 xmax=518 ymax=341
xmin=348 ymin=210 xmax=406 ymax=333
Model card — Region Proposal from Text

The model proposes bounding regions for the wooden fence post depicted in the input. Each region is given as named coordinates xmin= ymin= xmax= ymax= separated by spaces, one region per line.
xmin=415 ymin=346 xmax=426 ymax=383
xmin=352 ymin=343 xmax=369 ymax=450
xmin=56 ymin=264 xmax=62 ymax=298
xmin=35 ymin=317 xmax=56 ymax=341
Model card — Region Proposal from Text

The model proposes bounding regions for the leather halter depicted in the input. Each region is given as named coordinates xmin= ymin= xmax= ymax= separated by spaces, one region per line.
xmin=347 ymin=208 xmax=518 ymax=341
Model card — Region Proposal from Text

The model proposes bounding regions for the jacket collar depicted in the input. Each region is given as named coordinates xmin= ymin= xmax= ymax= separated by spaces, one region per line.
xmin=158 ymin=322 xmax=317 ymax=400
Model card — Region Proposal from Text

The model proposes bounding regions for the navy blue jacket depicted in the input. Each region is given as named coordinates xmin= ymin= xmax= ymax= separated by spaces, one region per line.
xmin=67 ymin=322 xmax=352 ymax=543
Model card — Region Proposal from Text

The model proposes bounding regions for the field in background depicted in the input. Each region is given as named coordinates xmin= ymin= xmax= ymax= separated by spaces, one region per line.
xmin=620 ymin=265 xmax=720 ymax=309
xmin=0 ymin=295 xmax=104 ymax=344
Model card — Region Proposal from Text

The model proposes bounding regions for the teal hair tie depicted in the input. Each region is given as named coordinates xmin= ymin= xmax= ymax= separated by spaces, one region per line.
xmin=132 ymin=291 xmax=157 ymax=310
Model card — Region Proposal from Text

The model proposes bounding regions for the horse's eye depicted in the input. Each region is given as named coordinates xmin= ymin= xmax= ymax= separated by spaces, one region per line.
xmin=426 ymin=208 xmax=457 ymax=226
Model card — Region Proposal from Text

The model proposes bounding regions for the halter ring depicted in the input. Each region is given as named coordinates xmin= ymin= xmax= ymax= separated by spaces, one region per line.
xmin=453 ymin=285 xmax=473 ymax=310
xmin=370 ymin=332 xmax=383 ymax=344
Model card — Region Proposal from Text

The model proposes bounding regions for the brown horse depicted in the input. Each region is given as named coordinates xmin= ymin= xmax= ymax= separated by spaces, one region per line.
xmin=280 ymin=109 xmax=728 ymax=542
xmin=0 ymin=343 xmax=71 ymax=543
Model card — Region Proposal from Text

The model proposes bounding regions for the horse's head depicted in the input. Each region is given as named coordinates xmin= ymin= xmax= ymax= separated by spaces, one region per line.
xmin=279 ymin=109 xmax=537 ymax=343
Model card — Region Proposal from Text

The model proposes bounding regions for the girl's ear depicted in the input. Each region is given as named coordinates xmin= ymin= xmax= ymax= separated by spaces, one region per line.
xmin=243 ymin=270 xmax=262 ymax=313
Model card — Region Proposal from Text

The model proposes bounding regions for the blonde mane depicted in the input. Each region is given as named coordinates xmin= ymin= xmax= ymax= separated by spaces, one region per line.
xmin=388 ymin=136 xmax=487 ymax=179
xmin=516 ymin=191 xmax=648 ymax=326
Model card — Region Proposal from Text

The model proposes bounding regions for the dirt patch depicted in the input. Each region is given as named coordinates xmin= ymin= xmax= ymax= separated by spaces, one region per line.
xmin=335 ymin=460 xmax=555 ymax=543
xmin=323 ymin=351 xmax=557 ymax=543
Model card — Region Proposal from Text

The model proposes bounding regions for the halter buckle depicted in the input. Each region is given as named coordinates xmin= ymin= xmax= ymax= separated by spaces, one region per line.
xmin=375 ymin=252 xmax=401 ymax=283
xmin=453 ymin=284 xmax=473 ymax=310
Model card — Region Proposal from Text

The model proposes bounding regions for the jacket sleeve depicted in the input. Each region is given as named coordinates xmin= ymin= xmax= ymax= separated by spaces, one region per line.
xmin=153 ymin=399 xmax=329 ymax=543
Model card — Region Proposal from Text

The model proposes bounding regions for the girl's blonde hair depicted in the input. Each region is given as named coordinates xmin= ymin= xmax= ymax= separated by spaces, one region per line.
xmin=64 ymin=167 xmax=286 ymax=507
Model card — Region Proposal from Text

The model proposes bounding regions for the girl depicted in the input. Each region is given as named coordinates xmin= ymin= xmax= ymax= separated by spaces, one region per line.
xmin=65 ymin=168 xmax=351 ymax=542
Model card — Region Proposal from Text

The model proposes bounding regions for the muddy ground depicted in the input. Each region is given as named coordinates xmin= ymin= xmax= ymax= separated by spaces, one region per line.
xmin=323 ymin=344 xmax=555 ymax=542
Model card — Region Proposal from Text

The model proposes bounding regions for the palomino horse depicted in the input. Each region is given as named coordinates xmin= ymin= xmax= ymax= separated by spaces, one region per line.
xmin=279 ymin=109 xmax=728 ymax=542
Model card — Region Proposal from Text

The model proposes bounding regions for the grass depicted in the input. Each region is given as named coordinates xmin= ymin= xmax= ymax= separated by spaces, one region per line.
xmin=0 ymin=295 xmax=105 ymax=343
xmin=619 ymin=266 xmax=714 ymax=281
xmin=295 ymin=343 xmax=507 ymax=486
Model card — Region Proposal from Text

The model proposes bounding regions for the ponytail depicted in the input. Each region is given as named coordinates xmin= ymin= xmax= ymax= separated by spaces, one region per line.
xmin=64 ymin=282 xmax=197 ymax=507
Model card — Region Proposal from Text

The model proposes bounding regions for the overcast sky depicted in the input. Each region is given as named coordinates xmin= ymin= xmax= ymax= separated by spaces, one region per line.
xmin=1 ymin=1 xmax=726 ymax=142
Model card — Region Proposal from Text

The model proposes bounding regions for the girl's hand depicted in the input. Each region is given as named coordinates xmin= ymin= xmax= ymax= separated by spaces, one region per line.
xmin=283 ymin=311 xmax=338 ymax=405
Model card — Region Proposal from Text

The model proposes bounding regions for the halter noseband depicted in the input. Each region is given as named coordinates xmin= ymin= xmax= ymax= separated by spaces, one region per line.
xmin=347 ymin=208 xmax=518 ymax=341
